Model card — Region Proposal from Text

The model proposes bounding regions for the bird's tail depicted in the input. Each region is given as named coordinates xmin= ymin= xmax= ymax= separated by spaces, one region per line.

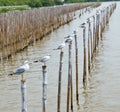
xmin=8 ymin=73 xmax=13 ymax=76
xmin=53 ymin=48 xmax=58 ymax=50
xmin=33 ymin=60 xmax=39 ymax=63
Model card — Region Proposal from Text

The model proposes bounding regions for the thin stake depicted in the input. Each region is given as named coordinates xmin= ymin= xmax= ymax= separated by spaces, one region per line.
xmin=92 ymin=16 xmax=96 ymax=55
xmin=66 ymin=41 xmax=73 ymax=112
xmin=83 ymin=27 xmax=87 ymax=88
xmin=57 ymin=51 xmax=64 ymax=112
xmin=87 ymin=20 xmax=91 ymax=73
xmin=70 ymin=47 xmax=73 ymax=112
xmin=70 ymin=68 xmax=73 ymax=112
xmin=21 ymin=76 xmax=27 ymax=112
xmin=88 ymin=34 xmax=91 ymax=73
xmin=42 ymin=65 xmax=47 ymax=112
xmin=74 ymin=31 xmax=79 ymax=104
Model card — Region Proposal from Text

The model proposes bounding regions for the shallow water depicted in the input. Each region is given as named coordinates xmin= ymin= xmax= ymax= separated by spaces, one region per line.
xmin=0 ymin=2 xmax=120 ymax=112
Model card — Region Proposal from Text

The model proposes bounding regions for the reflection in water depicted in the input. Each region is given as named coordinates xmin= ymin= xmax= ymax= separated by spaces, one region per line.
xmin=0 ymin=2 xmax=120 ymax=112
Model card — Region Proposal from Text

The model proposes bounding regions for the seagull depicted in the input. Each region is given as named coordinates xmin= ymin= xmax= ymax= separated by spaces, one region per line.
xmin=64 ymin=35 xmax=71 ymax=39
xmin=8 ymin=60 xmax=30 ymax=80
xmin=39 ymin=54 xmax=51 ymax=65
xmin=53 ymin=42 xmax=65 ymax=51
xmin=65 ymin=36 xmax=73 ymax=43
xmin=80 ymin=22 xmax=86 ymax=28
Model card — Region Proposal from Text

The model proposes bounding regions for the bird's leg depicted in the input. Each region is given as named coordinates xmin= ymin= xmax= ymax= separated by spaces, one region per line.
xmin=44 ymin=62 xmax=46 ymax=66
xmin=21 ymin=74 xmax=24 ymax=81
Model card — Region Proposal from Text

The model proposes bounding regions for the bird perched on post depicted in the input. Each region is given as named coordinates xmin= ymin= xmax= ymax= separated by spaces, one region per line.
xmin=64 ymin=35 xmax=73 ymax=43
xmin=53 ymin=42 xmax=65 ymax=51
xmin=8 ymin=60 xmax=30 ymax=76
xmin=80 ymin=22 xmax=86 ymax=28
xmin=8 ymin=60 xmax=30 ymax=81
xmin=39 ymin=54 xmax=51 ymax=65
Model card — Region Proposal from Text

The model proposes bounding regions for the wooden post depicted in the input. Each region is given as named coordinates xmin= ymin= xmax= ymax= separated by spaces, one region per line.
xmin=57 ymin=51 xmax=64 ymax=112
xmin=95 ymin=14 xmax=98 ymax=49
xmin=96 ymin=13 xmax=99 ymax=46
xmin=74 ymin=31 xmax=79 ymax=104
xmin=42 ymin=65 xmax=47 ymax=112
xmin=83 ymin=27 xmax=87 ymax=88
xmin=98 ymin=13 xmax=101 ymax=43
xmin=88 ymin=31 xmax=91 ymax=73
xmin=87 ymin=20 xmax=91 ymax=73
xmin=70 ymin=41 xmax=73 ymax=112
xmin=66 ymin=41 xmax=73 ymax=112
xmin=89 ymin=20 xmax=93 ymax=63
xmin=70 ymin=67 xmax=73 ymax=112
xmin=92 ymin=16 xmax=96 ymax=55
xmin=99 ymin=11 xmax=102 ymax=39
xmin=21 ymin=76 xmax=27 ymax=112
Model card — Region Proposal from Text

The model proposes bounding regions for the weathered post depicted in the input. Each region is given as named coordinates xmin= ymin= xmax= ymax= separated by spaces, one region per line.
xmin=57 ymin=50 xmax=64 ymax=112
xmin=74 ymin=31 xmax=79 ymax=104
xmin=65 ymin=37 xmax=73 ymax=112
xmin=99 ymin=10 xmax=103 ymax=39
xmin=92 ymin=15 xmax=96 ymax=55
xmin=97 ymin=12 xmax=101 ymax=42
xmin=87 ymin=19 xmax=91 ymax=73
xmin=42 ymin=65 xmax=47 ymax=112
xmin=70 ymin=40 xmax=73 ymax=112
xmin=70 ymin=67 xmax=73 ymax=112
xmin=81 ymin=24 xmax=87 ymax=88
xmin=53 ymin=42 xmax=65 ymax=112
xmin=96 ymin=12 xmax=100 ymax=46
xmin=95 ymin=13 xmax=98 ymax=49
xmin=88 ymin=18 xmax=93 ymax=63
xmin=21 ymin=75 xmax=27 ymax=112
xmin=39 ymin=54 xmax=50 ymax=112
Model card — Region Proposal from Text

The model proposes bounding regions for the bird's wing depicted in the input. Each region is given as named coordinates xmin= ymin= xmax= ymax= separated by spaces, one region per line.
xmin=13 ymin=65 xmax=26 ymax=75
xmin=40 ymin=56 xmax=50 ymax=62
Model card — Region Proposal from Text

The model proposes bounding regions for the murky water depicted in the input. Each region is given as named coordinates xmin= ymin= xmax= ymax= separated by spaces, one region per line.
xmin=0 ymin=2 xmax=120 ymax=112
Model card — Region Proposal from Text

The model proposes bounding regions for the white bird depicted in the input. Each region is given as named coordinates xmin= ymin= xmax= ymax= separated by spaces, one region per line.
xmin=64 ymin=35 xmax=71 ymax=39
xmin=65 ymin=36 xmax=73 ymax=43
xmin=39 ymin=54 xmax=51 ymax=65
xmin=80 ymin=22 xmax=86 ymax=28
xmin=53 ymin=42 xmax=65 ymax=51
xmin=9 ymin=60 xmax=30 ymax=75
xmin=8 ymin=60 xmax=30 ymax=80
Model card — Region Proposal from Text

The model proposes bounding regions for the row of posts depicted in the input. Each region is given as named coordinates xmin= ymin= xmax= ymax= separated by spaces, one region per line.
xmin=16 ymin=3 xmax=116 ymax=112
xmin=82 ymin=3 xmax=116 ymax=88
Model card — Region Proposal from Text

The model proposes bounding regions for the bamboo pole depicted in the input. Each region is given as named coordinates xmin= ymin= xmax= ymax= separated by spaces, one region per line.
xmin=42 ymin=65 xmax=47 ymax=112
xmin=99 ymin=11 xmax=102 ymax=40
xmin=57 ymin=51 xmax=64 ymax=112
xmin=70 ymin=67 xmax=73 ymax=112
xmin=95 ymin=14 xmax=98 ymax=50
xmin=92 ymin=15 xmax=96 ymax=56
xmin=82 ymin=27 xmax=87 ymax=88
xmin=96 ymin=13 xmax=99 ymax=46
xmin=87 ymin=19 xmax=91 ymax=73
xmin=89 ymin=20 xmax=93 ymax=62
xmin=66 ymin=41 xmax=73 ymax=112
xmin=73 ymin=31 xmax=79 ymax=104
xmin=88 ymin=32 xmax=91 ymax=73
xmin=70 ymin=40 xmax=73 ymax=112
xmin=98 ymin=13 xmax=101 ymax=43
xmin=21 ymin=75 xmax=27 ymax=112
